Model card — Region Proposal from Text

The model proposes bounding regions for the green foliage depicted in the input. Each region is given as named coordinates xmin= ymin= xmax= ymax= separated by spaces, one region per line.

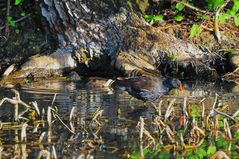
xmin=190 ymin=107 xmax=199 ymax=117
xmin=174 ymin=15 xmax=184 ymax=22
xmin=190 ymin=24 xmax=202 ymax=38
xmin=175 ymin=3 xmax=185 ymax=11
xmin=197 ymin=15 xmax=210 ymax=20
xmin=144 ymin=15 xmax=164 ymax=25
xmin=15 ymin=0 xmax=22 ymax=5
xmin=7 ymin=16 xmax=15 ymax=27
xmin=216 ymin=0 xmax=239 ymax=26
xmin=206 ymin=0 xmax=224 ymax=10
xmin=195 ymin=148 xmax=207 ymax=159
xmin=216 ymin=135 xmax=228 ymax=149
xmin=20 ymin=11 xmax=26 ymax=17
xmin=228 ymin=0 xmax=239 ymax=15
xmin=235 ymin=131 xmax=239 ymax=140
xmin=207 ymin=145 xmax=217 ymax=156
xmin=15 ymin=28 xmax=20 ymax=34
xmin=219 ymin=12 xmax=231 ymax=24
xmin=234 ymin=14 xmax=239 ymax=26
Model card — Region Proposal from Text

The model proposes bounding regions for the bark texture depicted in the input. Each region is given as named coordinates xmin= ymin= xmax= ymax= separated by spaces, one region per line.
xmin=7 ymin=0 xmax=220 ymax=81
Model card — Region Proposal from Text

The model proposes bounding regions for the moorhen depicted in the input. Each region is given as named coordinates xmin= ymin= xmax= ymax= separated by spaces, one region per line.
xmin=112 ymin=76 xmax=183 ymax=102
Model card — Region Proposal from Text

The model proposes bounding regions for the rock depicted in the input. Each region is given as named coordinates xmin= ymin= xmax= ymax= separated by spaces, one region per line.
xmin=68 ymin=71 xmax=82 ymax=81
xmin=227 ymin=52 xmax=239 ymax=70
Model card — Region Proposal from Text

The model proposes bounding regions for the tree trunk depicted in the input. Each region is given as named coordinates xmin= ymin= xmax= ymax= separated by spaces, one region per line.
xmin=10 ymin=0 xmax=221 ymax=81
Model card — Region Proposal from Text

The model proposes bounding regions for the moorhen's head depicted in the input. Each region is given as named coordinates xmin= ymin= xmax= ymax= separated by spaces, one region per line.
xmin=162 ymin=78 xmax=183 ymax=91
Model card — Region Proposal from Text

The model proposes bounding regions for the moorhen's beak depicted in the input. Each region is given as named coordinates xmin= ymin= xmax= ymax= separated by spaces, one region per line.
xmin=179 ymin=83 xmax=183 ymax=91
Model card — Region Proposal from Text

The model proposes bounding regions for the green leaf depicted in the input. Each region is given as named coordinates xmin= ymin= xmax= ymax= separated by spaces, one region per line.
xmin=15 ymin=29 xmax=20 ymax=34
xmin=153 ymin=15 xmax=163 ymax=23
xmin=219 ymin=12 xmax=231 ymax=24
xmin=216 ymin=135 xmax=228 ymax=149
xmin=206 ymin=0 xmax=224 ymax=10
xmin=190 ymin=24 xmax=202 ymax=38
xmin=197 ymin=15 xmax=210 ymax=20
xmin=191 ymin=108 xmax=199 ymax=117
xmin=20 ymin=12 xmax=26 ymax=17
xmin=15 ymin=0 xmax=22 ymax=5
xmin=229 ymin=0 xmax=239 ymax=15
xmin=235 ymin=131 xmax=239 ymax=140
xmin=196 ymin=148 xmax=207 ymax=159
xmin=7 ymin=16 xmax=15 ymax=27
xmin=234 ymin=14 xmax=239 ymax=26
xmin=175 ymin=2 xmax=185 ymax=11
xmin=207 ymin=145 xmax=216 ymax=156
xmin=174 ymin=15 xmax=184 ymax=22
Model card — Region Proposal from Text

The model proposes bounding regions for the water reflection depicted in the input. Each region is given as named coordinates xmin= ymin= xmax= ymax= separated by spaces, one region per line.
xmin=0 ymin=79 xmax=238 ymax=158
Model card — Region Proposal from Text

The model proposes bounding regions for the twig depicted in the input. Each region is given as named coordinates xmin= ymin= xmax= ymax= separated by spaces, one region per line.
xmin=232 ymin=109 xmax=239 ymax=118
xmin=0 ymin=14 xmax=31 ymax=30
xmin=4 ymin=0 xmax=11 ymax=34
xmin=51 ymin=108 xmax=75 ymax=134
xmin=173 ymin=0 xmax=209 ymax=14
xmin=165 ymin=99 xmax=176 ymax=121
xmin=21 ymin=123 xmax=28 ymax=142
xmin=223 ymin=119 xmax=232 ymax=139
xmin=214 ymin=0 xmax=231 ymax=43
xmin=214 ymin=109 xmax=235 ymax=122
xmin=54 ymin=112 xmax=75 ymax=134
xmin=208 ymin=93 xmax=219 ymax=117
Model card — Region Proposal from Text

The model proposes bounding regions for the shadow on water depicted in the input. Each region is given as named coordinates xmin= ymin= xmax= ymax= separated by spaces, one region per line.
xmin=0 ymin=79 xmax=238 ymax=158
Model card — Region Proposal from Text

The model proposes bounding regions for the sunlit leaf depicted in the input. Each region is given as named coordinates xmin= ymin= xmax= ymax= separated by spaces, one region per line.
xmin=234 ymin=14 xmax=239 ymax=26
xmin=144 ymin=15 xmax=153 ymax=21
xmin=176 ymin=2 xmax=185 ymax=11
xmin=235 ymin=131 xmax=239 ymax=140
xmin=15 ymin=0 xmax=22 ymax=5
xmin=206 ymin=0 xmax=224 ymax=10
xmin=174 ymin=15 xmax=184 ymax=22
xmin=216 ymin=135 xmax=228 ymax=149
xmin=207 ymin=145 xmax=216 ymax=156
xmin=7 ymin=16 xmax=15 ymax=27
xmin=153 ymin=15 xmax=164 ymax=23
xmin=20 ymin=12 xmax=26 ymax=17
xmin=219 ymin=12 xmax=231 ymax=24
xmin=229 ymin=0 xmax=239 ymax=15
xmin=190 ymin=24 xmax=202 ymax=38
xmin=191 ymin=108 xmax=199 ymax=117
xmin=197 ymin=15 xmax=210 ymax=20
xmin=196 ymin=148 xmax=207 ymax=159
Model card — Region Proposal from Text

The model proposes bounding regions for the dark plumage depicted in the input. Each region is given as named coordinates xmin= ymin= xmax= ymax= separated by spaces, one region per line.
xmin=112 ymin=76 xmax=183 ymax=101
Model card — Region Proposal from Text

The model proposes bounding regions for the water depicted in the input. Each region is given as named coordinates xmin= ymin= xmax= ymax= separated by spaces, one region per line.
xmin=0 ymin=79 xmax=238 ymax=158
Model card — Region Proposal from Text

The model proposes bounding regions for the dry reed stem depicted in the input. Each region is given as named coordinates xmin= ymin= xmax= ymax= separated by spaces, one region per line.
xmin=21 ymin=123 xmax=28 ymax=142
xmin=52 ymin=110 xmax=76 ymax=134
xmin=51 ymin=146 xmax=57 ymax=159
xmin=0 ymin=89 xmax=31 ymax=108
xmin=165 ymin=99 xmax=176 ymax=121
xmin=223 ymin=119 xmax=232 ymax=139
xmin=209 ymin=93 xmax=219 ymax=117
xmin=92 ymin=108 xmax=104 ymax=126
xmin=214 ymin=109 xmax=235 ymax=121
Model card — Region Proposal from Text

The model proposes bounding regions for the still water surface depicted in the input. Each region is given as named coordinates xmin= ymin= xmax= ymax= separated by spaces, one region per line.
xmin=0 ymin=80 xmax=238 ymax=158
